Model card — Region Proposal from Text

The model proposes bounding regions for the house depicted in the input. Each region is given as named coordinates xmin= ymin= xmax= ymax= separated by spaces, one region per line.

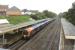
xmin=0 ymin=5 xmax=8 ymax=16
xmin=6 ymin=6 xmax=21 ymax=16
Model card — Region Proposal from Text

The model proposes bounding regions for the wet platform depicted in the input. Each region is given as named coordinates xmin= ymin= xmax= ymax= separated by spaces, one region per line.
xmin=59 ymin=18 xmax=75 ymax=50
xmin=61 ymin=18 xmax=75 ymax=39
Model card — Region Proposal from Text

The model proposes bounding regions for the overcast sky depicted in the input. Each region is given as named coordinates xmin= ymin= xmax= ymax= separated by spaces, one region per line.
xmin=0 ymin=0 xmax=75 ymax=14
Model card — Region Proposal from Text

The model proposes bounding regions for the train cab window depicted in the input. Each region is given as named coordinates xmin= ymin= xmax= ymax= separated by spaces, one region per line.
xmin=23 ymin=30 xmax=28 ymax=35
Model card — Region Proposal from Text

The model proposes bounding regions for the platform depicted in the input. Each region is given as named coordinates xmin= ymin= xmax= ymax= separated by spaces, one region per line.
xmin=61 ymin=18 xmax=75 ymax=39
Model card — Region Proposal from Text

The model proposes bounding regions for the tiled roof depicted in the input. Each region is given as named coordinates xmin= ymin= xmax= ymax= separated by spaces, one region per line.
xmin=7 ymin=6 xmax=20 ymax=11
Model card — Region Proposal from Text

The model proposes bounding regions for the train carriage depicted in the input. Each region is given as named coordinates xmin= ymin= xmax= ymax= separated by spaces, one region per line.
xmin=22 ymin=20 xmax=51 ymax=39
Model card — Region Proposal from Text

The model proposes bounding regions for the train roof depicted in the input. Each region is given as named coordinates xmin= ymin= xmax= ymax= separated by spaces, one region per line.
xmin=32 ymin=20 xmax=49 ymax=29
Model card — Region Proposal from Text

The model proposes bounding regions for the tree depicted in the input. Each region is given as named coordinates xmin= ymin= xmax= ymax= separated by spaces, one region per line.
xmin=30 ymin=10 xmax=57 ymax=20
xmin=63 ymin=2 xmax=75 ymax=25
xmin=22 ymin=9 xmax=28 ymax=13
xmin=30 ymin=14 xmax=39 ymax=20
xmin=43 ymin=10 xmax=57 ymax=18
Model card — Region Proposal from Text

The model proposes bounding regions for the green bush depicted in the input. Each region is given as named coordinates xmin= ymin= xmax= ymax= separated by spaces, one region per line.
xmin=0 ymin=16 xmax=31 ymax=24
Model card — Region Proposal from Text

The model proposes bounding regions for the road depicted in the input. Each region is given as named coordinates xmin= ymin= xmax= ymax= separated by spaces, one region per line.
xmin=18 ymin=18 xmax=61 ymax=50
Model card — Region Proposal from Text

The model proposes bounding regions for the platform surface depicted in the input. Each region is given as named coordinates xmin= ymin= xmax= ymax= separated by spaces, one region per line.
xmin=61 ymin=18 xmax=75 ymax=39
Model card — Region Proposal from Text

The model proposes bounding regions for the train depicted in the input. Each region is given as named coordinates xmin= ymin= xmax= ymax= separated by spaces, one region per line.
xmin=19 ymin=19 xmax=54 ymax=39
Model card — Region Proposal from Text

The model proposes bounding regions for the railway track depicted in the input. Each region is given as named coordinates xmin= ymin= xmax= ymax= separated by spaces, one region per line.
xmin=3 ymin=38 xmax=27 ymax=50
xmin=47 ymin=18 xmax=61 ymax=50
xmin=18 ymin=18 xmax=61 ymax=50
xmin=8 ymin=40 xmax=26 ymax=50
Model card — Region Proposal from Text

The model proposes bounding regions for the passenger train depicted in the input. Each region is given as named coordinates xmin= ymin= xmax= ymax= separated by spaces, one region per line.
xmin=19 ymin=19 xmax=54 ymax=39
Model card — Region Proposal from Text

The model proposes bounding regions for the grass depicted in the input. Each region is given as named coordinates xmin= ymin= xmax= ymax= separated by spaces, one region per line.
xmin=0 ymin=16 xmax=31 ymax=24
